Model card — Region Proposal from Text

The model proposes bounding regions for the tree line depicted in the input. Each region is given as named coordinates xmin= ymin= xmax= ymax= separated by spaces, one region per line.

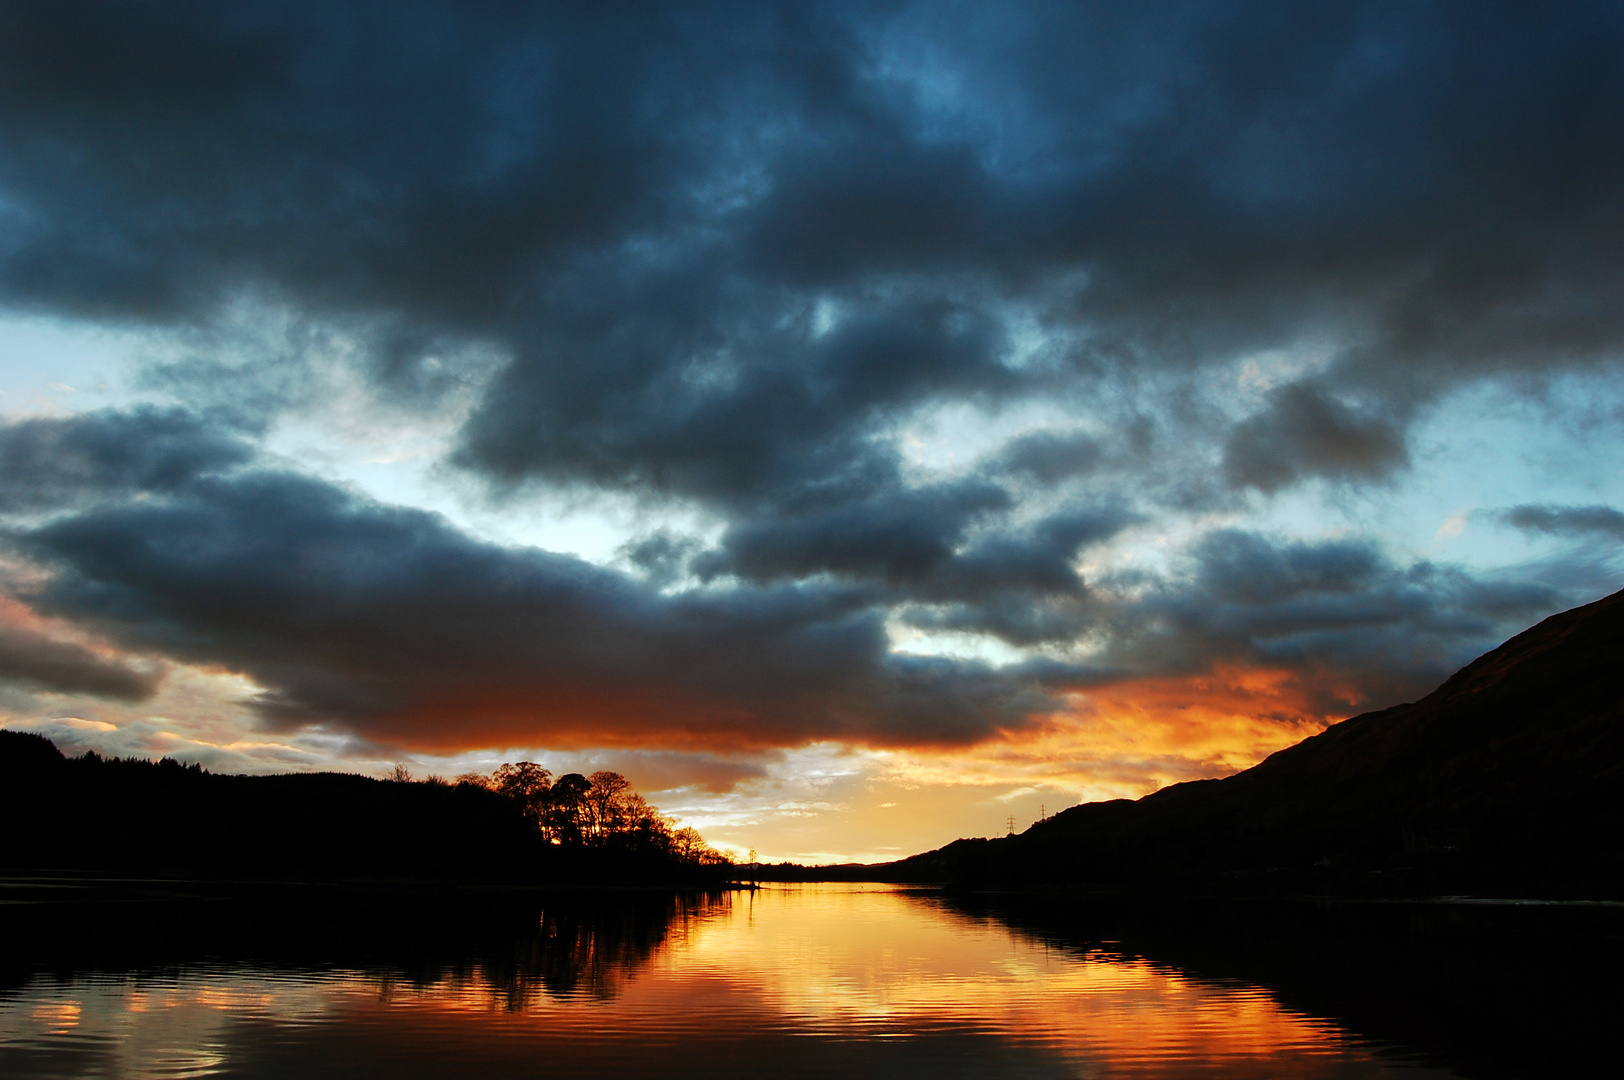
xmin=1 ymin=731 xmax=735 ymax=884
xmin=444 ymin=762 xmax=731 ymax=867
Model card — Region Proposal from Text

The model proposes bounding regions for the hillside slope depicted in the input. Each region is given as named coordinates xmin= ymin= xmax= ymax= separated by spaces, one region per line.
xmin=890 ymin=586 xmax=1624 ymax=893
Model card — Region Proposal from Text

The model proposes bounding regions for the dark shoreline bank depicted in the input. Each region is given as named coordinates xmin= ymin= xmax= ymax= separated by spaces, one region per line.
xmin=1 ymin=731 xmax=738 ymax=890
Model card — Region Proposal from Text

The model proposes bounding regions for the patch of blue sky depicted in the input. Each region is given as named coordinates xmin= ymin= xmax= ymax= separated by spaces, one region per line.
xmin=1249 ymin=371 xmax=1624 ymax=585
xmin=885 ymin=617 xmax=1031 ymax=667
xmin=0 ymin=311 xmax=147 ymax=418
xmin=262 ymin=406 xmax=723 ymax=567
xmin=896 ymin=395 xmax=1084 ymax=478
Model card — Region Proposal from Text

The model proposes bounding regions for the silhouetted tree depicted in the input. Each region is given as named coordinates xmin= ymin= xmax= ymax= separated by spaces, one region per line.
xmin=493 ymin=761 xmax=553 ymax=827
xmin=585 ymin=770 xmax=630 ymax=843
xmin=461 ymin=760 xmax=730 ymax=874
xmin=548 ymin=772 xmax=593 ymax=845
xmin=669 ymin=825 xmax=730 ymax=866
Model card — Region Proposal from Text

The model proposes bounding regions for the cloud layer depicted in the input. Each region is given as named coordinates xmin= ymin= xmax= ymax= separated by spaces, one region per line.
xmin=0 ymin=2 xmax=1621 ymax=784
xmin=0 ymin=405 xmax=1589 ymax=758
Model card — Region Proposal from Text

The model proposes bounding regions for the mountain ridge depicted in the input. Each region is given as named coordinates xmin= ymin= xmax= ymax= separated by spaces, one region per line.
xmin=876 ymin=585 xmax=1624 ymax=894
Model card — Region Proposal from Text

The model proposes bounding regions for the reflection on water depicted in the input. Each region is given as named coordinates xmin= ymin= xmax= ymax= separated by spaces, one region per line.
xmin=2 ymin=882 xmax=1612 ymax=1078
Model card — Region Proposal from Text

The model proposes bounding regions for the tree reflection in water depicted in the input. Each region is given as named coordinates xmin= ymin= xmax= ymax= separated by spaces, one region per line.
xmin=475 ymin=891 xmax=727 ymax=1006
xmin=0 ymin=878 xmax=732 ymax=1008
xmin=9 ymin=882 xmax=1590 ymax=1079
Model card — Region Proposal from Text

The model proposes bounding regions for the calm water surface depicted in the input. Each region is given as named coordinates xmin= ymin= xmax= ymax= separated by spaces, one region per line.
xmin=0 ymin=882 xmax=1582 ymax=1078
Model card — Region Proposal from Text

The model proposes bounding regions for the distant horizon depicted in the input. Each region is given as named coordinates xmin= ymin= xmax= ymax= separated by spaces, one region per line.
xmin=14 ymin=579 xmax=1606 ymax=870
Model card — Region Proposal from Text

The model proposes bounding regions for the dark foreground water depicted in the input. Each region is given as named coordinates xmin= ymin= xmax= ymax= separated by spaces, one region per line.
xmin=2 ymin=880 xmax=1620 ymax=1079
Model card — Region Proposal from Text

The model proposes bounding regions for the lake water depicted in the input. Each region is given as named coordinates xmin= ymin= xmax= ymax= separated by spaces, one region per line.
xmin=1 ymin=881 xmax=1618 ymax=1078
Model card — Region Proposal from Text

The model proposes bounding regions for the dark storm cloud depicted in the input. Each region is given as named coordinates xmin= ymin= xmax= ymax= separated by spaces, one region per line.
xmin=1222 ymin=382 xmax=1409 ymax=493
xmin=1096 ymin=530 xmax=1572 ymax=712
xmin=1193 ymin=530 xmax=1387 ymax=605
xmin=1 ymin=4 xmax=1622 ymax=753
xmin=0 ymin=623 xmax=158 ymax=701
xmin=1 ymin=0 xmax=1620 ymax=509
xmin=886 ymin=504 xmax=1141 ymax=646
xmin=946 ymin=506 xmax=1136 ymax=598
xmin=456 ymin=291 xmax=1016 ymax=513
xmin=1499 ymin=504 xmax=1624 ymax=540
xmin=6 ymin=430 xmax=1052 ymax=751
xmin=699 ymin=494 xmax=1139 ymax=647
xmin=697 ymin=481 xmax=1009 ymax=586
xmin=0 ymin=408 xmax=1603 ymax=751
xmin=990 ymin=430 xmax=1104 ymax=485
xmin=0 ymin=0 xmax=713 ymax=323
xmin=901 ymin=525 xmax=1574 ymax=709
xmin=0 ymin=407 xmax=252 ymax=513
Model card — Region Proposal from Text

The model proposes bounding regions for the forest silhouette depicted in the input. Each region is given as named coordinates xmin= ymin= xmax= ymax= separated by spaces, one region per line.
xmin=0 ymin=737 xmax=732 ymax=886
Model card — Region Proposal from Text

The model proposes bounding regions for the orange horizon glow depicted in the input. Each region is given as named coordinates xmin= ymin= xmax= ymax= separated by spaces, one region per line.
xmin=3 ymin=650 xmax=1384 ymax=864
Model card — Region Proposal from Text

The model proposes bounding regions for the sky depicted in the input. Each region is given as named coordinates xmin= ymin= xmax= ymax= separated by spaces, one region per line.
xmin=1 ymin=0 xmax=1622 ymax=863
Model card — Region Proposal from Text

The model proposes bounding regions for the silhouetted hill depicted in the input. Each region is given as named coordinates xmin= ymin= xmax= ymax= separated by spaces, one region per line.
xmin=885 ymin=586 xmax=1624 ymax=894
xmin=0 ymin=737 xmax=727 ymax=885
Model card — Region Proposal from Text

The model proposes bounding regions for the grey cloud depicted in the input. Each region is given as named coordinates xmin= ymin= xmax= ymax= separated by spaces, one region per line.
xmin=889 ymin=505 xmax=1140 ymax=644
xmin=1222 ymin=382 xmax=1409 ymax=493
xmin=1500 ymin=504 xmax=1624 ymax=540
xmin=455 ymin=292 xmax=1016 ymax=513
xmin=698 ymin=481 xmax=1010 ymax=586
xmin=0 ymin=0 xmax=1618 ymax=519
xmin=1102 ymin=531 xmax=1576 ymax=712
xmin=0 ymin=408 xmax=1609 ymax=753
xmin=1194 ymin=530 xmax=1386 ymax=605
xmin=904 ymin=523 xmax=1596 ymax=717
xmin=900 ymin=594 xmax=1095 ymax=650
xmin=620 ymin=530 xmax=704 ymax=588
xmin=991 ymin=430 xmax=1104 ymax=485
xmin=12 ymin=454 xmax=1054 ymax=751
xmin=137 ymin=310 xmax=506 ymax=427
xmin=0 ymin=623 xmax=159 ymax=701
xmin=0 ymin=407 xmax=252 ymax=513
xmin=1 ymin=3 xmax=1622 ymax=755
xmin=705 ymin=496 xmax=1138 ymax=646
xmin=909 ymin=506 xmax=1136 ymax=613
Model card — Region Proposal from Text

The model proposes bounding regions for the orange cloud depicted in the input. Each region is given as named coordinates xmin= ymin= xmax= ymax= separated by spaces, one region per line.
xmin=875 ymin=663 xmax=1355 ymax=803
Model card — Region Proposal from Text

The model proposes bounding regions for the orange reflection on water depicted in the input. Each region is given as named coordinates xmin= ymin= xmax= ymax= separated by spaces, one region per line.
xmin=0 ymin=886 xmax=1442 ymax=1079
xmin=301 ymin=886 xmax=1427 ymax=1079
xmin=28 ymin=1001 xmax=81 ymax=1035
xmin=649 ymin=885 xmax=1367 ymax=1072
